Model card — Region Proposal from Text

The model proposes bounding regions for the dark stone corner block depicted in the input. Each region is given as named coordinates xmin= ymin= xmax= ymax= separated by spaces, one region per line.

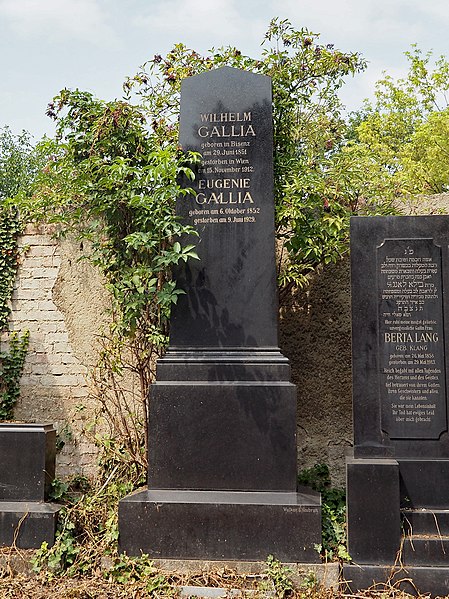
xmin=0 ymin=423 xmax=56 ymax=502
xmin=0 ymin=502 xmax=61 ymax=549
xmin=0 ymin=423 xmax=60 ymax=549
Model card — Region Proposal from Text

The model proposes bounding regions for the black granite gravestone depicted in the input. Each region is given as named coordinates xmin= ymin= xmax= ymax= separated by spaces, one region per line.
xmin=343 ymin=216 xmax=449 ymax=595
xmin=119 ymin=67 xmax=321 ymax=562
xmin=0 ymin=423 xmax=61 ymax=548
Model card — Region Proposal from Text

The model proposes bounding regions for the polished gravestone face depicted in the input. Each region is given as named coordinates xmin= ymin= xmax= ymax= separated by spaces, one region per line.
xmin=171 ymin=66 xmax=277 ymax=349
xmin=351 ymin=215 xmax=449 ymax=458
xmin=377 ymin=238 xmax=445 ymax=441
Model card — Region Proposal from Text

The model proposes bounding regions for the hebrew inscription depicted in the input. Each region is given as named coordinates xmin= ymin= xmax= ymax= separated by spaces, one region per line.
xmin=378 ymin=238 xmax=447 ymax=439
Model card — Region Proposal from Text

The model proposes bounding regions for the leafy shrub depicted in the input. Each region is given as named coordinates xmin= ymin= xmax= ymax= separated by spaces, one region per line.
xmin=298 ymin=463 xmax=350 ymax=561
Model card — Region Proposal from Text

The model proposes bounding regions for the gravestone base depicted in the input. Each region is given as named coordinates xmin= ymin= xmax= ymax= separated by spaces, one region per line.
xmin=0 ymin=502 xmax=61 ymax=549
xmin=399 ymin=458 xmax=449 ymax=508
xmin=118 ymin=489 xmax=321 ymax=562
xmin=346 ymin=457 xmax=401 ymax=564
xmin=341 ymin=564 xmax=449 ymax=596
xmin=148 ymin=380 xmax=297 ymax=492
xmin=346 ymin=456 xmax=449 ymax=594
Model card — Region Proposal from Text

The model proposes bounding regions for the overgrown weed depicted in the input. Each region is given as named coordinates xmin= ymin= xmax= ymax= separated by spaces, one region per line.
xmin=298 ymin=463 xmax=350 ymax=561
xmin=32 ymin=436 xmax=145 ymax=578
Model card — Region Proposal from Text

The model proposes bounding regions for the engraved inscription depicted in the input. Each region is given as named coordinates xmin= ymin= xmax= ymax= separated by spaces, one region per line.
xmin=283 ymin=507 xmax=320 ymax=514
xmin=186 ymin=111 xmax=260 ymax=227
xmin=378 ymin=238 xmax=447 ymax=439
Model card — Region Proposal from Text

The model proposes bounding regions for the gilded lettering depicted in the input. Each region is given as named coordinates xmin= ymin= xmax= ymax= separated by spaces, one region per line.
xmin=195 ymin=191 xmax=254 ymax=205
xmin=197 ymin=124 xmax=256 ymax=138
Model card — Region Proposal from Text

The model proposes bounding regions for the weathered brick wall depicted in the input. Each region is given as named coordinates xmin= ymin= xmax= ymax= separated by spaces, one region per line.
xmin=8 ymin=224 xmax=353 ymax=484
xmin=12 ymin=199 xmax=447 ymax=485
xmin=9 ymin=224 xmax=106 ymax=478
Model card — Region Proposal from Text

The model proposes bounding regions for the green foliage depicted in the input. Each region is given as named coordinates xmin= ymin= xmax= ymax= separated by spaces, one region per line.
xmin=0 ymin=204 xmax=29 ymax=422
xmin=33 ymin=438 xmax=144 ymax=577
xmin=298 ymin=463 xmax=350 ymax=562
xmin=32 ymin=439 xmax=171 ymax=589
xmin=264 ymin=555 xmax=294 ymax=598
xmin=298 ymin=462 xmax=331 ymax=491
xmin=107 ymin=554 xmax=172 ymax=594
xmin=0 ymin=126 xmax=43 ymax=201
xmin=32 ymin=92 xmax=200 ymax=341
xmin=298 ymin=570 xmax=319 ymax=592
xmin=0 ymin=126 xmax=41 ymax=421
xmin=49 ymin=478 xmax=70 ymax=501
xmin=25 ymin=90 xmax=201 ymax=462
xmin=55 ymin=423 xmax=74 ymax=453
xmin=351 ymin=45 xmax=449 ymax=198
xmin=0 ymin=330 xmax=29 ymax=420
xmin=125 ymin=18 xmax=370 ymax=291
xmin=320 ymin=486 xmax=349 ymax=561
xmin=0 ymin=205 xmax=22 ymax=331
xmin=261 ymin=20 xmax=369 ymax=290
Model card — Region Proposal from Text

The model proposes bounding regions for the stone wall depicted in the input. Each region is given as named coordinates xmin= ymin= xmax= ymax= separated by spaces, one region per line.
xmin=280 ymin=258 xmax=352 ymax=486
xmin=9 ymin=201 xmax=448 ymax=484
xmin=8 ymin=224 xmax=354 ymax=484
xmin=9 ymin=225 xmax=108 ymax=478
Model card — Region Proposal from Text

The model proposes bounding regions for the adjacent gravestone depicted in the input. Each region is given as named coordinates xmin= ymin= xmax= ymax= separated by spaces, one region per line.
xmin=118 ymin=67 xmax=321 ymax=562
xmin=344 ymin=216 xmax=449 ymax=596
xmin=0 ymin=423 xmax=61 ymax=548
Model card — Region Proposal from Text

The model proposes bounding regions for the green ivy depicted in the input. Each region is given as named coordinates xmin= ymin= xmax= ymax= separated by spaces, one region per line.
xmin=0 ymin=330 xmax=29 ymax=420
xmin=298 ymin=463 xmax=350 ymax=561
xmin=0 ymin=127 xmax=38 ymax=421
xmin=32 ymin=443 xmax=147 ymax=578
xmin=264 ymin=555 xmax=294 ymax=598
xmin=0 ymin=205 xmax=22 ymax=331
xmin=0 ymin=202 xmax=29 ymax=421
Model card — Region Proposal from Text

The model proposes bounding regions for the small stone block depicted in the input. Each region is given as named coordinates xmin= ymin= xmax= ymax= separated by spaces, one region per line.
xmin=0 ymin=424 xmax=56 ymax=502
xmin=346 ymin=458 xmax=400 ymax=564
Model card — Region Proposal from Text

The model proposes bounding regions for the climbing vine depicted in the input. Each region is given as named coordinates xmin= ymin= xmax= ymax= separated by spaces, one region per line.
xmin=0 ymin=206 xmax=29 ymax=420
xmin=0 ymin=330 xmax=29 ymax=420
xmin=0 ymin=127 xmax=40 ymax=420
xmin=0 ymin=206 xmax=22 ymax=330
xmin=27 ymin=96 xmax=200 ymax=469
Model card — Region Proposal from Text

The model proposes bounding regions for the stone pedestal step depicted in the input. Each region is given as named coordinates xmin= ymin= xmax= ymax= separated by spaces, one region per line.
xmin=119 ymin=488 xmax=321 ymax=562
xmin=0 ymin=501 xmax=61 ymax=548
xmin=342 ymin=563 xmax=449 ymax=596
xmin=402 ymin=508 xmax=449 ymax=535
xmin=402 ymin=535 xmax=449 ymax=566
